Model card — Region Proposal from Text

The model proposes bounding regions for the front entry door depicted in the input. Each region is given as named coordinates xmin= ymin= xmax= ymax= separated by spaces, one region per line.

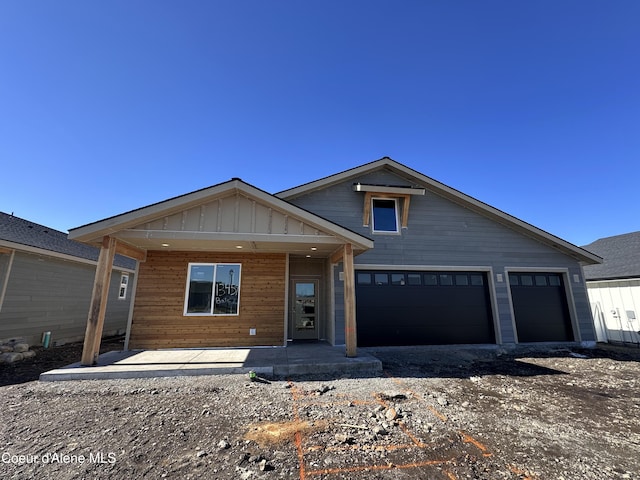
xmin=291 ymin=280 xmax=319 ymax=340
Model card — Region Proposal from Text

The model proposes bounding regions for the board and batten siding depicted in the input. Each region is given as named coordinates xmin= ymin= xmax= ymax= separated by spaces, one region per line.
xmin=128 ymin=251 xmax=286 ymax=349
xmin=288 ymin=169 xmax=595 ymax=344
xmin=0 ymin=250 xmax=131 ymax=345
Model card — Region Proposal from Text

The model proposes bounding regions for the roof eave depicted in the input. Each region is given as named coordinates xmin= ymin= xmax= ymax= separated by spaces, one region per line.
xmin=277 ymin=157 xmax=603 ymax=265
xmin=68 ymin=179 xmax=374 ymax=252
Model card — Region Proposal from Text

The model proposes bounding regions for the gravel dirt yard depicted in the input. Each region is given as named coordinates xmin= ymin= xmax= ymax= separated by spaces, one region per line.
xmin=1 ymin=341 xmax=639 ymax=479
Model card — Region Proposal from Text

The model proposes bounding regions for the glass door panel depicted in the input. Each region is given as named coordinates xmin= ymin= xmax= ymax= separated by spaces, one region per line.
xmin=291 ymin=280 xmax=318 ymax=340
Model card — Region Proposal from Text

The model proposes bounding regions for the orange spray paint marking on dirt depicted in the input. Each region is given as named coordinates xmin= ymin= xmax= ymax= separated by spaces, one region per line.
xmin=306 ymin=442 xmax=432 ymax=454
xmin=443 ymin=469 xmax=459 ymax=480
xmin=371 ymin=392 xmax=429 ymax=448
xmin=459 ymin=431 xmax=493 ymax=457
xmin=296 ymin=399 xmax=377 ymax=407
xmin=426 ymin=404 xmax=449 ymax=422
xmin=508 ymin=464 xmax=536 ymax=479
xmin=294 ymin=431 xmax=306 ymax=480
xmin=288 ymin=381 xmax=307 ymax=480
xmin=306 ymin=459 xmax=451 ymax=476
xmin=397 ymin=420 xmax=428 ymax=448
xmin=384 ymin=372 xmax=449 ymax=422
xmin=386 ymin=373 xmax=423 ymax=401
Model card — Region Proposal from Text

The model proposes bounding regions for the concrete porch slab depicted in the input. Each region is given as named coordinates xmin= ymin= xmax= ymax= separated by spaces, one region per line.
xmin=39 ymin=344 xmax=382 ymax=381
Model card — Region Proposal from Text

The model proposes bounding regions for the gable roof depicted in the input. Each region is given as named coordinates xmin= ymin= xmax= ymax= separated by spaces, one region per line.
xmin=0 ymin=211 xmax=135 ymax=270
xmin=277 ymin=157 xmax=602 ymax=265
xmin=68 ymin=178 xmax=374 ymax=256
xmin=582 ymin=231 xmax=640 ymax=280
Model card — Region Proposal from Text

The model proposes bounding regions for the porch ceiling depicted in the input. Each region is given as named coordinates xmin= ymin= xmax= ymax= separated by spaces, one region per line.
xmin=111 ymin=231 xmax=353 ymax=257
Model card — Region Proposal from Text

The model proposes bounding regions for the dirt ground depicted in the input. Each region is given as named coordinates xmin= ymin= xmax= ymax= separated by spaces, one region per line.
xmin=0 ymin=336 xmax=126 ymax=387
xmin=0 ymin=341 xmax=639 ymax=480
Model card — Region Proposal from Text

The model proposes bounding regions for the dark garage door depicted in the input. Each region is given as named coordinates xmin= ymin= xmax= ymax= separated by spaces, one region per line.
xmin=355 ymin=271 xmax=495 ymax=347
xmin=509 ymin=272 xmax=574 ymax=342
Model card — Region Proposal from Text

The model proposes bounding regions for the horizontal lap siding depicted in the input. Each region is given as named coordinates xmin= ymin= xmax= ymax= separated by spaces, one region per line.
xmin=289 ymin=168 xmax=595 ymax=344
xmin=0 ymin=251 xmax=130 ymax=345
xmin=128 ymin=251 xmax=286 ymax=349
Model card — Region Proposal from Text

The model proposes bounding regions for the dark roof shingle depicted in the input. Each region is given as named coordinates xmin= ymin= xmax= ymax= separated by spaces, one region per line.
xmin=0 ymin=212 xmax=135 ymax=269
xmin=582 ymin=231 xmax=640 ymax=280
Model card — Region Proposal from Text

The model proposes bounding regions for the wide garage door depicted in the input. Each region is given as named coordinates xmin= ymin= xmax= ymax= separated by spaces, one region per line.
xmin=509 ymin=272 xmax=574 ymax=342
xmin=355 ymin=271 xmax=495 ymax=347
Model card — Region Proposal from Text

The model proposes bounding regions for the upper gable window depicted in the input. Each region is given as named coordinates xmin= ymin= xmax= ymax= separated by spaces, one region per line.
xmin=355 ymin=184 xmax=425 ymax=233
xmin=372 ymin=198 xmax=399 ymax=233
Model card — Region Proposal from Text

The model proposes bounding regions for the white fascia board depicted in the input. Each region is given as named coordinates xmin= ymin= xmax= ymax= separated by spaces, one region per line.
xmin=279 ymin=158 xmax=600 ymax=265
xmin=381 ymin=162 xmax=603 ymax=265
xmin=276 ymin=159 xmax=391 ymax=199
xmin=240 ymin=183 xmax=374 ymax=250
xmin=69 ymin=179 xmax=373 ymax=251
xmin=69 ymin=180 xmax=244 ymax=243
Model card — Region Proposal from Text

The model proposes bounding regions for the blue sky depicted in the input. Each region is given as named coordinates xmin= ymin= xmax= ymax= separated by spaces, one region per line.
xmin=1 ymin=1 xmax=638 ymax=246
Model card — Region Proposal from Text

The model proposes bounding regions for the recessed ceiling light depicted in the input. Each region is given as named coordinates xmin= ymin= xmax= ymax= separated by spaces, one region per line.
xmin=311 ymin=247 xmax=317 ymax=251
xmin=161 ymin=243 xmax=170 ymax=247
xmin=306 ymin=255 xmax=311 ymax=258
xmin=236 ymin=245 xmax=243 ymax=249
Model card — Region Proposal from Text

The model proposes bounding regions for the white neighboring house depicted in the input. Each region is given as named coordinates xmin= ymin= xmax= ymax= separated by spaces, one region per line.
xmin=582 ymin=231 xmax=640 ymax=345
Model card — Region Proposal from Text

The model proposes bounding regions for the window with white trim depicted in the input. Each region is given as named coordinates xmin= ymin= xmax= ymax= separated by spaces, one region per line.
xmin=371 ymin=198 xmax=400 ymax=233
xmin=118 ymin=274 xmax=129 ymax=299
xmin=184 ymin=263 xmax=241 ymax=316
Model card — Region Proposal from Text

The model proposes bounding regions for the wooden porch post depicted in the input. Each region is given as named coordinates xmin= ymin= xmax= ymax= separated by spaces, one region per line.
xmin=343 ymin=243 xmax=357 ymax=357
xmin=81 ymin=236 xmax=117 ymax=366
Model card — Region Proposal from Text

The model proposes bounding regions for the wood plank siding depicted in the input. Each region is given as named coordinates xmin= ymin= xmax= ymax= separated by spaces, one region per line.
xmin=128 ymin=251 xmax=286 ymax=349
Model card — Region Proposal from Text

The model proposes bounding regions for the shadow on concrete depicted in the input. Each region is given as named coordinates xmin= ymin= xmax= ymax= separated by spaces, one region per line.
xmin=6 ymin=339 xmax=640 ymax=386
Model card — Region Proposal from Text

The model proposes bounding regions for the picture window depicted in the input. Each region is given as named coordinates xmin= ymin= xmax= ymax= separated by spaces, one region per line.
xmin=184 ymin=263 xmax=241 ymax=316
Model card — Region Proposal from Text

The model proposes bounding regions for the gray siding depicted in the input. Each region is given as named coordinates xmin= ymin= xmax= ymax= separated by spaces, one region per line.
xmin=0 ymin=250 xmax=132 ymax=346
xmin=289 ymin=169 xmax=595 ymax=344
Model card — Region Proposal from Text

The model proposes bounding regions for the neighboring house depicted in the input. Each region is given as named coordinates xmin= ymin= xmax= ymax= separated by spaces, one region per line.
xmin=68 ymin=158 xmax=601 ymax=364
xmin=582 ymin=231 xmax=640 ymax=345
xmin=0 ymin=212 xmax=135 ymax=346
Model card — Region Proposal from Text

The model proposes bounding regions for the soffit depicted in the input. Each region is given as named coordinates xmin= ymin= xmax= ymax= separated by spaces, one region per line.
xmin=68 ymin=179 xmax=373 ymax=257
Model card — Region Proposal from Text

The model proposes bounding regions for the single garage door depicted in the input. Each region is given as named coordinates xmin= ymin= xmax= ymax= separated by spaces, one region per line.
xmin=355 ymin=271 xmax=495 ymax=347
xmin=509 ymin=272 xmax=574 ymax=342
